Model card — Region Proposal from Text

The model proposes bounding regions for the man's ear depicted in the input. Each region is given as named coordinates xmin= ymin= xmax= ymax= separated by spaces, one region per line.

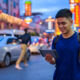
xmin=69 ymin=19 xmax=73 ymax=26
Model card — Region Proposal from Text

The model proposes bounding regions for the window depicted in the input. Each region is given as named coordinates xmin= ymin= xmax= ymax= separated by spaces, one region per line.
xmin=13 ymin=13 xmax=16 ymax=16
xmin=3 ymin=9 xmax=8 ymax=13
xmin=0 ymin=37 xmax=4 ymax=42
xmin=0 ymin=7 xmax=2 ymax=10
xmin=13 ymin=2 xmax=16 ymax=8
xmin=3 ymin=0 xmax=8 ymax=3
xmin=7 ymin=38 xmax=17 ymax=44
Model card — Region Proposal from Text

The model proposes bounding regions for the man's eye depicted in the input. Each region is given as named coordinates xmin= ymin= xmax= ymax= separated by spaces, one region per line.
xmin=62 ymin=22 xmax=66 ymax=25
xmin=57 ymin=22 xmax=66 ymax=25
xmin=57 ymin=23 xmax=60 ymax=25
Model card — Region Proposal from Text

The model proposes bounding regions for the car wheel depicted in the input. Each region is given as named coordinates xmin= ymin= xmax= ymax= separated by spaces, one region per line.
xmin=3 ymin=54 xmax=11 ymax=67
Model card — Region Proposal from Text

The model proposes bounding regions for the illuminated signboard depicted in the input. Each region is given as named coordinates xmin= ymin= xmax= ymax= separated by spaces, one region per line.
xmin=70 ymin=0 xmax=75 ymax=4
xmin=70 ymin=0 xmax=80 ymax=4
xmin=70 ymin=0 xmax=80 ymax=28
xmin=24 ymin=17 xmax=32 ymax=24
xmin=70 ymin=0 xmax=75 ymax=13
xmin=25 ymin=1 xmax=32 ymax=16
xmin=74 ymin=5 xmax=80 ymax=27
xmin=74 ymin=0 xmax=80 ymax=3
xmin=70 ymin=4 xmax=74 ymax=13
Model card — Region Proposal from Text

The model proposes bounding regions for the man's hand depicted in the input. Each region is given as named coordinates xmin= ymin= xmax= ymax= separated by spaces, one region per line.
xmin=45 ymin=54 xmax=56 ymax=64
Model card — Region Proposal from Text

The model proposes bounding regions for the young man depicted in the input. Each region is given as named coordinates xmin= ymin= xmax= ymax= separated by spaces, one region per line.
xmin=45 ymin=9 xmax=80 ymax=80
xmin=15 ymin=28 xmax=31 ymax=70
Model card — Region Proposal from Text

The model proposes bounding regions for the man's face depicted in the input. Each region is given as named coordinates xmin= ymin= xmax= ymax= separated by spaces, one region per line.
xmin=56 ymin=17 xmax=73 ymax=34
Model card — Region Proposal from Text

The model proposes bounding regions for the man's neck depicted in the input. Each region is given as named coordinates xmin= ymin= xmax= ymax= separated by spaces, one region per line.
xmin=62 ymin=30 xmax=74 ymax=38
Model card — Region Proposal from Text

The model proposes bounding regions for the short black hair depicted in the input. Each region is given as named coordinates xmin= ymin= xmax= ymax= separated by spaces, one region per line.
xmin=24 ymin=28 xmax=28 ymax=33
xmin=55 ymin=8 xmax=72 ymax=19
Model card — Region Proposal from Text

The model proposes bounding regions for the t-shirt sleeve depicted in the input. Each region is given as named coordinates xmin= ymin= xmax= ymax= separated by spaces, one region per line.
xmin=18 ymin=35 xmax=22 ymax=39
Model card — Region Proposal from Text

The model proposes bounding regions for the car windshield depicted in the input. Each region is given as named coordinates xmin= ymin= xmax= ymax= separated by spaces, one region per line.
xmin=0 ymin=37 xmax=4 ymax=42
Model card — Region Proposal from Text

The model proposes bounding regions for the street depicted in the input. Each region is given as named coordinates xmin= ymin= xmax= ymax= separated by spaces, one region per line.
xmin=0 ymin=55 xmax=56 ymax=80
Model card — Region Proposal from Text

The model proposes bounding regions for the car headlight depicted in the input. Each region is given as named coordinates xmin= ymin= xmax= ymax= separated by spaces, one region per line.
xmin=3 ymin=47 xmax=8 ymax=50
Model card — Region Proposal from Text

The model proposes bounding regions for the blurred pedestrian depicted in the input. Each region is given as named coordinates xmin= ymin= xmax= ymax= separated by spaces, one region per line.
xmin=45 ymin=8 xmax=80 ymax=80
xmin=12 ymin=39 xmax=17 ymax=45
xmin=15 ymin=28 xmax=31 ymax=70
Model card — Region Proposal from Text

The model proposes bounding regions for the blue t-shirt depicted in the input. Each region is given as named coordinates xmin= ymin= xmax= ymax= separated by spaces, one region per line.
xmin=52 ymin=32 xmax=80 ymax=80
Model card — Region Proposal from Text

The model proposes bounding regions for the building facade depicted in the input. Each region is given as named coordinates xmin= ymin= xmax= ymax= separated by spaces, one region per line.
xmin=0 ymin=0 xmax=20 ymax=17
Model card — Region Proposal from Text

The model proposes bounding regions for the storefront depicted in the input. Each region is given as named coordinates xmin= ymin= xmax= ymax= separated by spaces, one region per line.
xmin=0 ymin=11 xmax=28 ymax=29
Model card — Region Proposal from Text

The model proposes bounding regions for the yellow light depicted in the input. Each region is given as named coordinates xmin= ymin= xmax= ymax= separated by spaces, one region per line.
xmin=74 ymin=24 xmax=79 ymax=27
xmin=74 ymin=0 xmax=79 ymax=3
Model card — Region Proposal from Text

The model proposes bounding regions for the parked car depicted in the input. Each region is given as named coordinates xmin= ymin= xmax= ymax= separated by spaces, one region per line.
xmin=29 ymin=43 xmax=48 ymax=54
xmin=29 ymin=36 xmax=48 ymax=54
xmin=0 ymin=30 xmax=47 ymax=54
xmin=29 ymin=44 xmax=40 ymax=54
xmin=28 ymin=36 xmax=40 ymax=54
xmin=0 ymin=36 xmax=30 ymax=67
